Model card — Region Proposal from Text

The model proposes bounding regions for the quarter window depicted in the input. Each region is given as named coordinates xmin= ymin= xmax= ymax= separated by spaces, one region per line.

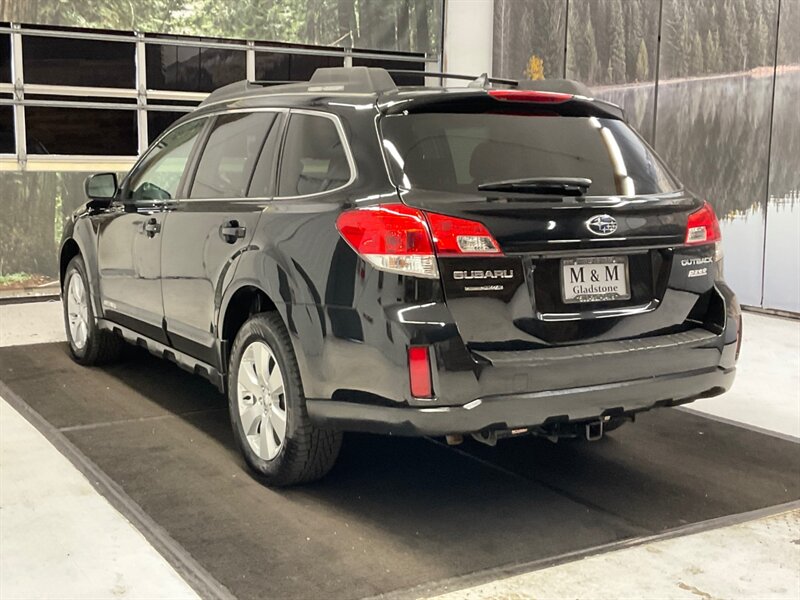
xmin=190 ymin=112 xmax=277 ymax=199
xmin=278 ymin=113 xmax=351 ymax=197
xmin=126 ymin=119 xmax=205 ymax=201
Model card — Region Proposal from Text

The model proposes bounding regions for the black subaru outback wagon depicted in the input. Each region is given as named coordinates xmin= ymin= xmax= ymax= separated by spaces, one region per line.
xmin=60 ymin=67 xmax=741 ymax=486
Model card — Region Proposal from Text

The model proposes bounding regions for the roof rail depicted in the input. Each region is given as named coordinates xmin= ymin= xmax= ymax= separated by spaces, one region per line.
xmin=387 ymin=69 xmax=518 ymax=87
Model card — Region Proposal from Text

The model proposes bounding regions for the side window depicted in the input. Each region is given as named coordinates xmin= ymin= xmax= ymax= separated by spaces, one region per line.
xmin=190 ymin=112 xmax=276 ymax=199
xmin=277 ymin=113 xmax=351 ymax=197
xmin=127 ymin=119 xmax=205 ymax=201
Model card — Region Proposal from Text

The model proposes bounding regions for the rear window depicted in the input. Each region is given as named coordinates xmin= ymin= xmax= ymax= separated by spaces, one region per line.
xmin=380 ymin=113 xmax=679 ymax=197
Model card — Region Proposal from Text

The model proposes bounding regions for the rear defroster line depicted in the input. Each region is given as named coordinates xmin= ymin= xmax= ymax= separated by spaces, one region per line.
xmin=0 ymin=380 xmax=236 ymax=600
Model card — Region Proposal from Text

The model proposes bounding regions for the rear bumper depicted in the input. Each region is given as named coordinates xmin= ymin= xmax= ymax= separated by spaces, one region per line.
xmin=307 ymin=366 xmax=735 ymax=436
xmin=308 ymin=365 xmax=734 ymax=435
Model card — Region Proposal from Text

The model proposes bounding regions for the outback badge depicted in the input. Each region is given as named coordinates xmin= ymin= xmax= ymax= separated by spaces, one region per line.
xmin=586 ymin=214 xmax=618 ymax=236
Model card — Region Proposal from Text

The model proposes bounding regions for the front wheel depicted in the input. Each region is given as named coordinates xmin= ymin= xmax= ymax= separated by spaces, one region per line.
xmin=228 ymin=312 xmax=342 ymax=486
xmin=62 ymin=255 xmax=123 ymax=365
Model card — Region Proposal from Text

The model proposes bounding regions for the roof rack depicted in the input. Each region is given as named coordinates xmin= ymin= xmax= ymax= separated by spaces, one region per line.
xmin=199 ymin=67 xmax=595 ymax=108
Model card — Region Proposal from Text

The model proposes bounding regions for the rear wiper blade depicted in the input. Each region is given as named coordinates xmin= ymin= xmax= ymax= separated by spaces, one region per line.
xmin=477 ymin=177 xmax=592 ymax=196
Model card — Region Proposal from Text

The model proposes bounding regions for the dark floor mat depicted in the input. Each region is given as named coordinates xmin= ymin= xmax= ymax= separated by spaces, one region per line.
xmin=1 ymin=343 xmax=798 ymax=599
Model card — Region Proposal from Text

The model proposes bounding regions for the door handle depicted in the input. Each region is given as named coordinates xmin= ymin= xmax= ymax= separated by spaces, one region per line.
xmin=220 ymin=220 xmax=246 ymax=244
xmin=143 ymin=217 xmax=161 ymax=237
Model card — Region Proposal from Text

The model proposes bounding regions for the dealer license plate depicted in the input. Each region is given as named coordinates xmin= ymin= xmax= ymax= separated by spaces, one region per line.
xmin=561 ymin=257 xmax=630 ymax=304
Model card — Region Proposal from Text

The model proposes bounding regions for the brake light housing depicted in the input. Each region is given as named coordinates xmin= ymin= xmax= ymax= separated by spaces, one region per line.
xmin=488 ymin=89 xmax=572 ymax=103
xmin=335 ymin=203 xmax=502 ymax=278
xmin=685 ymin=202 xmax=722 ymax=246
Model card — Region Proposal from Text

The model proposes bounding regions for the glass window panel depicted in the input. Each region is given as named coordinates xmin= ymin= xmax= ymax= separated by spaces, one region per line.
xmin=146 ymin=44 xmax=246 ymax=92
xmin=254 ymin=52 xmax=342 ymax=82
xmin=22 ymin=36 xmax=135 ymax=88
xmin=493 ymin=0 xmax=566 ymax=80
xmin=147 ymin=111 xmax=189 ymax=144
xmin=0 ymin=33 xmax=10 ymax=82
xmin=566 ymin=0 xmax=660 ymax=141
xmin=0 ymin=106 xmax=13 ymax=153
xmin=278 ymin=114 xmax=351 ymax=196
xmin=127 ymin=119 xmax=206 ymax=201
xmin=190 ymin=112 xmax=276 ymax=199
xmin=26 ymin=107 xmax=137 ymax=155
xmin=351 ymin=56 xmax=425 ymax=86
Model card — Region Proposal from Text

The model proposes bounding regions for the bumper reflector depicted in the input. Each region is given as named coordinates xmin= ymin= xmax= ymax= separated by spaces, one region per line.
xmin=408 ymin=346 xmax=433 ymax=398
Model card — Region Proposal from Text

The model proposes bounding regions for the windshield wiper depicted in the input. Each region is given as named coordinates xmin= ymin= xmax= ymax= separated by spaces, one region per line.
xmin=477 ymin=177 xmax=592 ymax=196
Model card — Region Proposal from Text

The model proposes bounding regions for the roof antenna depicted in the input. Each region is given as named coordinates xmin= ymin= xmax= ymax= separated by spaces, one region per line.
xmin=468 ymin=73 xmax=489 ymax=89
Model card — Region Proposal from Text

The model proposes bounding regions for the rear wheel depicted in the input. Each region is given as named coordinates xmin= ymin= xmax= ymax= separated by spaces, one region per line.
xmin=62 ymin=255 xmax=124 ymax=365
xmin=228 ymin=312 xmax=341 ymax=486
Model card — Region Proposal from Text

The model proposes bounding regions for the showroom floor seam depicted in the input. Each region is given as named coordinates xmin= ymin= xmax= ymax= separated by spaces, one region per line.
xmin=57 ymin=407 xmax=227 ymax=433
xmin=425 ymin=437 xmax=652 ymax=533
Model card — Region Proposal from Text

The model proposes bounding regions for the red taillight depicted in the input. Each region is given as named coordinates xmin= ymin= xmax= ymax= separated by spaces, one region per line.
xmin=488 ymin=89 xmax=572 ymax=103
xmin=426 ymin=211 xmax=502 ymax=256
xmin=408 ymin=346 xmax=433 ymax=398
xmin=685 ymin=202 xmax=722 ymax=246
xmin=335 ymin=204 xmax=502 ymax=278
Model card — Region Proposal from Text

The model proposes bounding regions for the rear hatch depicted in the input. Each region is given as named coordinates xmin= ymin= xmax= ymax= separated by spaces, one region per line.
xmin=378 ymin=90 xmax=717 ymax=348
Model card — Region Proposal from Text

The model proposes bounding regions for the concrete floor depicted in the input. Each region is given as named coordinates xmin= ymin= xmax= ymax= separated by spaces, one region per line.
xmin=1 ymin=300 xmax=798 ymax=599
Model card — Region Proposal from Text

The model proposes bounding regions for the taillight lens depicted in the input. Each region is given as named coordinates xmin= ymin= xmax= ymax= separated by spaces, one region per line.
xmin=685 ymin=202 xmax=722 ymax=246
xmin=426 ymin=211 xmax=502 ymax=256
xmin=488 ymin=89 xmax=572 ymax=103
xmin=336 ymin=204 xmax=502 ymax=278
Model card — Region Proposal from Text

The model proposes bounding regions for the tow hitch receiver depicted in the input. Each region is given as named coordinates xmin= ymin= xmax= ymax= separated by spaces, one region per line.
xmin=585 ymin=420 xmax=604 ymax=441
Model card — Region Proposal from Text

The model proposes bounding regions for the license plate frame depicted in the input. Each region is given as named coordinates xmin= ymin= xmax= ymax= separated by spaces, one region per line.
xmin=561 ymin=256 xmax=631 ymax=304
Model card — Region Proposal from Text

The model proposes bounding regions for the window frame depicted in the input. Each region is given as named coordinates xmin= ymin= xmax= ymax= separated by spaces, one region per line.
xmin=178 ymin=107 xmax=288 ymax=202
xmin=274 ymin=108 xmax=357 ymax=200
xmin=118 ymin=115 xmax=210 ymax=203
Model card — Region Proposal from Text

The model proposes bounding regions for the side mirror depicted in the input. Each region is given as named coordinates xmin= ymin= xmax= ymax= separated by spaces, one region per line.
xmin=85 ymin=173 xmax=118 ymax=201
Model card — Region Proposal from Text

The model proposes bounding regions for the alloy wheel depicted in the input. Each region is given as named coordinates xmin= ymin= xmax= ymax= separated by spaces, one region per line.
xmin=237 ymin=340 xmax=287 ymax=461
xmin=66 ymin=272 xmax=89 ymax=350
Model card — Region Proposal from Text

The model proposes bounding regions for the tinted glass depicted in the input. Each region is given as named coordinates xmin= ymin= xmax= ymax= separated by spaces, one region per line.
xmin=247 ymin=114 xmax=284 ymax=198
xmin=147 ymin=110 xmax=189 ymax=144
xmin=146 ymin=44 xmax=246 ymax=92
xmin=0 ymin=34 xmax=10 ymax=82
xmin=0 ymin=105 xmax=14 ymax=153
xmin=278 ymin=114 xmax=351 ymax=197
xmin=26 ymin=107 xmax=137 ymax=155
xmin=22 ymin=36 xmax=135 ymax=88
xmin=254 ymin=52 xmax=342 ymax=82
xmin=190 ymin=112 xmax=276 ymax=199
xmin=127 ymin=119 xmax=205 ymax=201
xmin=381 ymin=114 xmax=679 ymax=197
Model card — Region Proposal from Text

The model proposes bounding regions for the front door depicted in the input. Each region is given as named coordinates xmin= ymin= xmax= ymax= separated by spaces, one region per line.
xmin=161 ymin=110 xmax=284 ymax=368
xmin=96 ymin=118 xmax=207 ymax=342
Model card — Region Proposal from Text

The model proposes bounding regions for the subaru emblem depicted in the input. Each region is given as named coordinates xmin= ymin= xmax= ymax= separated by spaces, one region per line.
xmin=586 ymin=214 xmax=618 ymax=236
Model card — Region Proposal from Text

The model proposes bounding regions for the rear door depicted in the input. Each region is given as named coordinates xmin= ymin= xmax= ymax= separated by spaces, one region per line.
xmin=379 ymin=94 xmax=712 ymax=347
xmin=160 ymin=109 xmax=284 ymax=367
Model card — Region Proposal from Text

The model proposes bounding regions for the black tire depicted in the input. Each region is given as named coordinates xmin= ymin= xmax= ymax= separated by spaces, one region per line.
xmin=62 ymin=255 xmax=124 ymax=365
xmin=228 ymin=312 xmax=342 ymax=486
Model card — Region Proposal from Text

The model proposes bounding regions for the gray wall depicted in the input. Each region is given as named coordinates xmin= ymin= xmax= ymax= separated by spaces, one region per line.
xmin=493 ymin=0 xmax=799 ymax=313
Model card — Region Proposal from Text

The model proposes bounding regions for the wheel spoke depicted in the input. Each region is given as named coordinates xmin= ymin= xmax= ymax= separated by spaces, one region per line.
xmin=240 ymin=403 xmax=262 ymax=436
xmin=239 ymin=370 xmax=261 ymax=401
xmin=270 ymin=404 xmax=287 ymax=441
xmin=267 ymin=363 xmax=283 ymax=393
xmin=261 ymin=416 xmax=277 ymax=458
